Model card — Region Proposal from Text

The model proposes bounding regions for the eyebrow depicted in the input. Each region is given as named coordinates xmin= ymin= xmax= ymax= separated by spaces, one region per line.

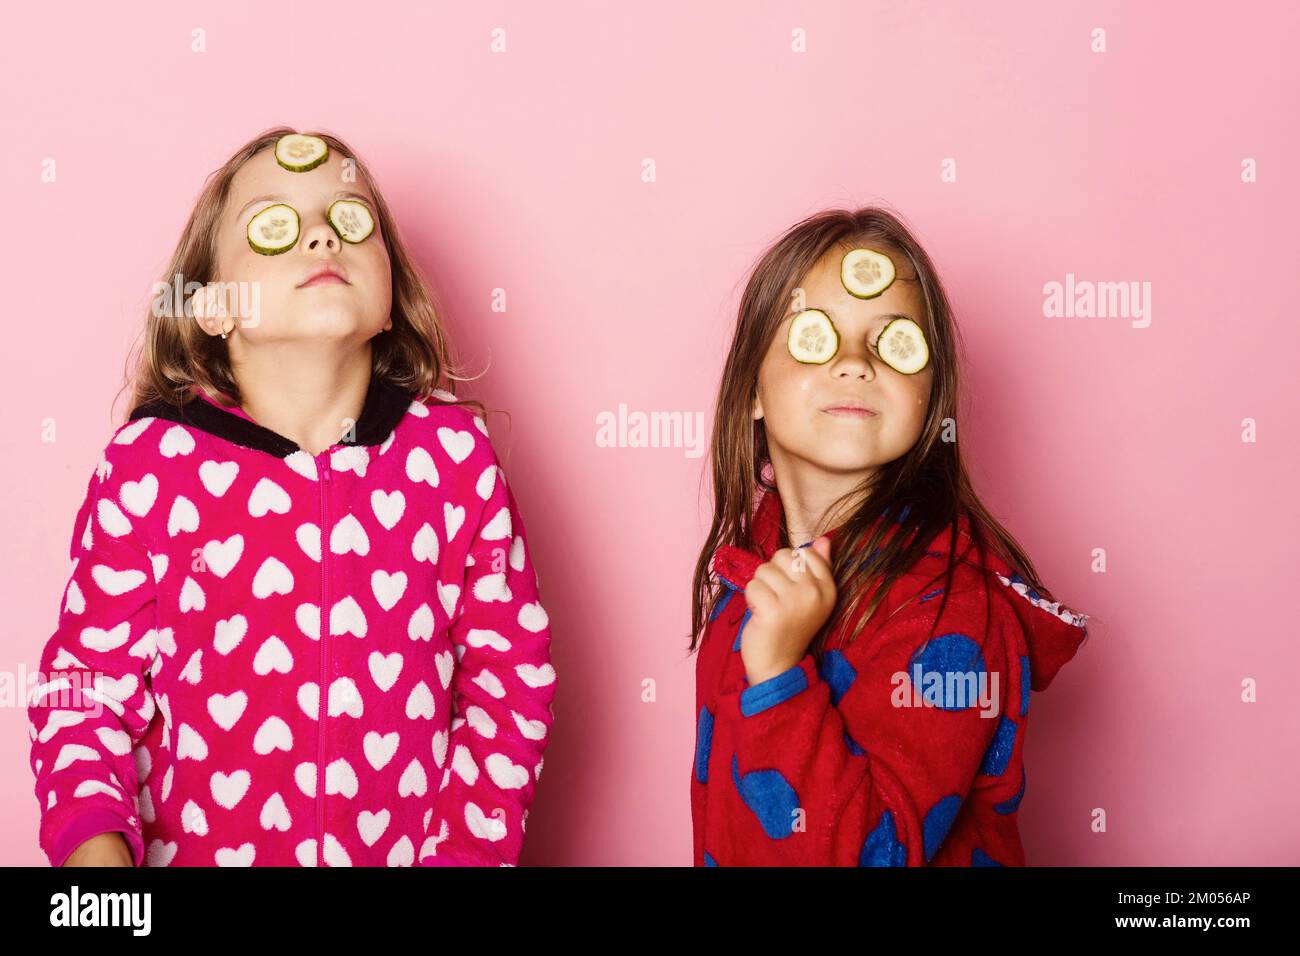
xmin=236 ymin=190 xmax=374 ymax=220
xmin=788 ymin=307 xmax=916 ymax=325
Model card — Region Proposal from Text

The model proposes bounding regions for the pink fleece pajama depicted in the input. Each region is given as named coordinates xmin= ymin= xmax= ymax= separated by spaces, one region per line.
xmin=27 ymin=377 xmax=556 ymax=866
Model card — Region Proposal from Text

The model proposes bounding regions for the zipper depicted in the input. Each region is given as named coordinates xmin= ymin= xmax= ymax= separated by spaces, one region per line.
xmin=315 ymin=448 xmax=333 ymax=867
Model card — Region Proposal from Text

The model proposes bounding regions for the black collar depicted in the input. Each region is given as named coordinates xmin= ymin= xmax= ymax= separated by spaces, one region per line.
xmin=128 ymin=374 xmax=415 ymax=458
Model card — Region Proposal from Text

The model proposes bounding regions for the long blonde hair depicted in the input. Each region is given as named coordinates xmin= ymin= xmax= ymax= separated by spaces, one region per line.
xmin=116 ymin=126 xmax=484 ymax=421
xmin=689 ymin=206 xmax=1087 ymax=658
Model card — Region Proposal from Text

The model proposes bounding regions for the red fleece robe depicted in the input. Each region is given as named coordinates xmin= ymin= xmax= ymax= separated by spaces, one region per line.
xmin=691 ymin=487 xmax=1089 ymax=866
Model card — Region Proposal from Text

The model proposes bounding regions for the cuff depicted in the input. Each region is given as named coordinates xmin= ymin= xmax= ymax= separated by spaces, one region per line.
xmin=723 ymin=654 xmax=822 ymax=720
xmin=740 ymin=659 xmax=814 ymax=716
xmin=419 ymin=850 xmax=507 ymax=867
xmin=49 ymin=807 xmax=143 ymax=868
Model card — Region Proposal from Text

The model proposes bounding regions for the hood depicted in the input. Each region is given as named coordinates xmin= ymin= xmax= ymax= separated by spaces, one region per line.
xmin=709 ymin=486 xmax=1089 ymax=692
xmin=126 ymin=373 xmax=414 ymax=458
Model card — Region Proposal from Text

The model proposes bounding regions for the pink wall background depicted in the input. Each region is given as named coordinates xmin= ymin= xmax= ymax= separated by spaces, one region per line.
xmin=2 ymin=1 xmax=1297 ymax=865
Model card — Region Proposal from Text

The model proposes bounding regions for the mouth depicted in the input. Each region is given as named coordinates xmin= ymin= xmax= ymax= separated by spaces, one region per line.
xmin=821 ymin=405 xmax=883 ymax=416
xmin=822 ymin=402 xmax=878 ymax=419
xmin=297 ymin=264 xmax=350 ymax=289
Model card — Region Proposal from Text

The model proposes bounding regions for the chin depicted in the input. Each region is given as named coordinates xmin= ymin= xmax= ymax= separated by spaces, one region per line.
xmin=816 ymin=461 xmax=878 ymax=477
xmin=798 ymin=448 xmax=878 ymax=474
xmin=284 ymin=309 xmax=377 ymax=338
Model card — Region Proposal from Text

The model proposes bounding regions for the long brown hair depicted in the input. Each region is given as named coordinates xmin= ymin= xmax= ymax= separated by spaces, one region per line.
xmin=116 ymin=126 xmax=484 ymax=422
xmin=689 ymin=206 xmax=1084 ymax=659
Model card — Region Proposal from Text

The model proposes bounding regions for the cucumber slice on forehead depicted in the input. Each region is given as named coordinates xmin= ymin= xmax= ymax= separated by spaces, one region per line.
xmin=246 ymin=203 xmax=300 ymax=255
xmin=327 ymin=199 xmax=375 ymax=243
xmin=274 ymin=133 xmax=329 ymax=172
xmin=787 ymin=309 xmax=839 ymax=364
xmin=841 ymin=248 xmax=896 ymax=299
xmin=875 ymin=317 xmax=929 ymax=374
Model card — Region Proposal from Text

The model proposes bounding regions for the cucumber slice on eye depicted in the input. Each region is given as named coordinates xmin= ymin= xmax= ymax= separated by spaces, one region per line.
xmin=274 ymin=133 xmax=329 ymax=172
xmin=246 ymin=203 xmax=300 ymax=255
xmin=840 ymin=248 xmax=896 ymax=299
xmin=875 ymin=317 xmax=929 ymax=374
xmin=787 ymin=309 xmax=839 ymax=364
xmin=327 ymin=199 xmax=375 ymax=243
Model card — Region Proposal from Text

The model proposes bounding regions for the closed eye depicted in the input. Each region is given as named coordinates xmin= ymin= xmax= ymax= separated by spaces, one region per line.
xmin=237 ymin=191 xmax=375 ymax=223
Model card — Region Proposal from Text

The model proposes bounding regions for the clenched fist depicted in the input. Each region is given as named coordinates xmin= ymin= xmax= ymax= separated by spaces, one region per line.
xmin=740 ymin=535 xmax=837 ymax=685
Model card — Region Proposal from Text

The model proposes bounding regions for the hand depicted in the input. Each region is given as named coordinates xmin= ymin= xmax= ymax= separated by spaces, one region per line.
xmin=741 ymin=535 xmax=837 ymax=685
xmin=62 ymin=832 xmax=133 ymax=867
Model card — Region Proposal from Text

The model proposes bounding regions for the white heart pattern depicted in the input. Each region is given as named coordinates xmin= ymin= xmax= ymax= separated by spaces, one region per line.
xmin=199 ymin=460 xmax=239 ymax=497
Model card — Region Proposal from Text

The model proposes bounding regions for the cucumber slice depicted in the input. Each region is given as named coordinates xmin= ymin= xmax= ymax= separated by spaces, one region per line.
xmin=875 ymin=317 xmax=929 ymax=374
xmin=840 ymin=248 xmax=896 ymax=299
xmin=787 ymin=309 xmax=839 ymax=364
xmin=327 ymin=199 xmax=375 ymax=243
xmin=246 ymin=203 xmax=300 ymax=256
xmin=274 ymin=133 xmax=329 ymax=172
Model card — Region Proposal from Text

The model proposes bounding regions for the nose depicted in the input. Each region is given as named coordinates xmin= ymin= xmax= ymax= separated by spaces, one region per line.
xmin=299 ymin=216 xmax=341 ymax=254
xmin=831 ymin=338 xmax=876 ymax=380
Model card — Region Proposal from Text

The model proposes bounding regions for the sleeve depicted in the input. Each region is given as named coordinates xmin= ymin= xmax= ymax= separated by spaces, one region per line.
xmin=418 ymin=457 xmax=556 ymax=866
xmin=27 ymin=460 xmax=160 ymax=867
xmin=706 ymin=584 xmax=1011 ymax=865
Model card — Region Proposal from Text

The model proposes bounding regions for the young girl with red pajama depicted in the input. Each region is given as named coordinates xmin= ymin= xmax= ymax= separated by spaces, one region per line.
xmin=689 ymin=208 xmax=1089 ymax=866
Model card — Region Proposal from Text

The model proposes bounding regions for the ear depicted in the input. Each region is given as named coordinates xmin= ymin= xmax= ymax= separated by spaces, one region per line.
xmin=192 ymin=285 xmax=224 ymax=337
xmin=752 ymin=390 xmax=764 ymax=421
